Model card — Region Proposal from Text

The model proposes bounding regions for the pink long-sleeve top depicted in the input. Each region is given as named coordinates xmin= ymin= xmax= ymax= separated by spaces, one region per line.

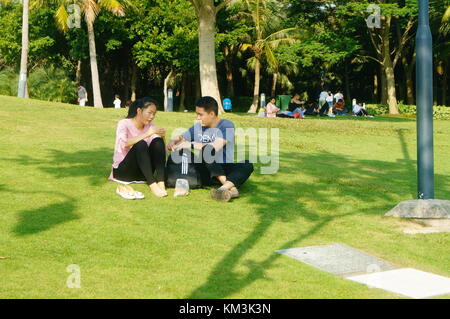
xmin=266 ymin=102 xmax=280 ymax=118
xmin=109 ymin=118 xmax=159 ymax=179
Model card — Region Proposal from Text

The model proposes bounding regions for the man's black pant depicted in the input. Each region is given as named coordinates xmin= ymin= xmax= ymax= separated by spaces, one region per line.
xmin=113 ymin=138 xmax=166 ymax=185
xmin=196 ymin=145 xmax=254 ymax=188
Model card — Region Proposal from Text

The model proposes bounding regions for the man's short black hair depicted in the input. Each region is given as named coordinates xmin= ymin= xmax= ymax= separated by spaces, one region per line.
xmin=195 ymin=96 xmax=218 ymax=115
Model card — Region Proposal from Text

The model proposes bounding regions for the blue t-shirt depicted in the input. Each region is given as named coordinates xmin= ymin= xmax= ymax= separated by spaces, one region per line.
xmin=182 ymin=119 xmax=235 ymax=163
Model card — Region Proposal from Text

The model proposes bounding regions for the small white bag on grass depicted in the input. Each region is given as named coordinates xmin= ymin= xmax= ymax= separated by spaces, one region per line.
xmin=174 ymin=179 xmax=190 ymax=197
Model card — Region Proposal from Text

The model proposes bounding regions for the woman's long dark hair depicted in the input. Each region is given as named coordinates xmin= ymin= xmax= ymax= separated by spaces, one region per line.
xmin=126 ymin=97 xmax=159 ymax=118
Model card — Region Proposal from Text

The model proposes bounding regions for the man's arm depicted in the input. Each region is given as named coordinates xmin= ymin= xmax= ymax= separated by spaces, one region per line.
xmin=192 ymin=138 xmax=227 ymax=152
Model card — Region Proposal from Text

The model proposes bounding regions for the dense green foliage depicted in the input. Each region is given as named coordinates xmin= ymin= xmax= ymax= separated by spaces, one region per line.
xmin=366 ymin=103 xmax=450 ymax=120
xmin=0 ymin=0 xmax=449 ymax=109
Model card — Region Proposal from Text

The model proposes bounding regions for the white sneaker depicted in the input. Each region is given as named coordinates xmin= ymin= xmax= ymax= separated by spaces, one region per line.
xmin=327 ymin=113 xmax=336 ymax=117
xmin=116 ymin=187 xmax=136 ymax=200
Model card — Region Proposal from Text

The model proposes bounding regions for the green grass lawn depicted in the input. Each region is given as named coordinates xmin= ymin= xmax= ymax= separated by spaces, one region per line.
xmin=0 ymin=95 xmax=449 ymax=299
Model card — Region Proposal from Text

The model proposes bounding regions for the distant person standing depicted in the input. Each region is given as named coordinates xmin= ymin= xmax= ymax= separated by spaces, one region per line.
xmin=325 ymin=90 xmax=335 ymax=117
xmin=334 ymin=90 xmax=344 ymax=103
xmin=77 ymin=84 xmax=88 ymax=106
xmin=113 ymin=95 xmax=122 ymax=109
xmin=318 ymin=90 xmax=329 ymax=115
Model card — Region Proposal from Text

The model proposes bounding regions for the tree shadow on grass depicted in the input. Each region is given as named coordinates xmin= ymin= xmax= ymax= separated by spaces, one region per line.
xmin=1 ymin=147 xmax=112 ymax=186
xmin=188 ymin=143 xmax=450 ymax=298
xmin=0 ymin=149 xmax=111 ymax=236
xmin=13 ymin=197 xmax=78 ymax=236
xmin=1 ymin=186 xmax=79 ymax=237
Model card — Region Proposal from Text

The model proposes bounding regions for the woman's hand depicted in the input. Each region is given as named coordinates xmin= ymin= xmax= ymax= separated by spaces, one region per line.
xmin=147 ymin=127 xmax=165 ymax=138
xmin=156 ymin=128 xmax=166 ymax=138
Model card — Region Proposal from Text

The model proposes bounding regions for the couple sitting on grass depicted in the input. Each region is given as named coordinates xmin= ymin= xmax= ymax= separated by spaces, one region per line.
xmin=109 ymin=96 xmax=254 ymax=202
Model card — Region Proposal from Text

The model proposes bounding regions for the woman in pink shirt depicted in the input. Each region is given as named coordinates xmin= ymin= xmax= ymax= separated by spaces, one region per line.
xmin=110 ymin=97 xmax=167 ymax=199
xmin=265 ymin=97 xmax=280 ymax=118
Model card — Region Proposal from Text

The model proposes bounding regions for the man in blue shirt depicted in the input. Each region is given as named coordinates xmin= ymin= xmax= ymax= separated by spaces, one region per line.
xmin=167 ymin=96 xmax=254 ymax=202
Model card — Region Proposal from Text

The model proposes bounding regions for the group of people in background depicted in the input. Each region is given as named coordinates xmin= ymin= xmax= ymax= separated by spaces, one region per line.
xmin=259 ymin=87 xmax=373 ymax=119
xmin=77 ymin=82 xmax=371 ymax=118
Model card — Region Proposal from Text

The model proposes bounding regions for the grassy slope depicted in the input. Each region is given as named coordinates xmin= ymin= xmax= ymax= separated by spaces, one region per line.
xmin=0 ymin=95 xmax=449 ymax=299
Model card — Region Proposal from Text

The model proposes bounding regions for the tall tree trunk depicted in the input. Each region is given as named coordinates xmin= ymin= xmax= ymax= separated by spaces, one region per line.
xmin=164 ymin=69 xmax=175 ymax=111
xmin=384 ymin=65 xmax=398 ymax=114
xmin=17 ymin=0 xmax=29 ymax=98
xmin=248 ymin=57 xmax=261 ymax=113
xmin=381 ymin=16 xmax=398 ymax=114
xmin=224 ymin=46 xmax=235 ymax=97
xmin=76 ymin=60 xmax=82 ymax=84
xmin=130 ymin=63 xmax=137 ymax=102
xmin=196 ymin=2 xmax=224 ymax=113
xmin=179 ymin=73 xmax=187 ymax=112
xmin=271 ymin=73 xmax=278 ymax=97
xmin=86 ymin=20 xmax=103 ymax=108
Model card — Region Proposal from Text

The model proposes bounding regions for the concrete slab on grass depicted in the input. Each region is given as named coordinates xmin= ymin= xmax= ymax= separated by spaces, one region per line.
xmin=347 ymin=268 xmax=450 ymax=299
xmin=276 ymin=243 xmax=396 ymax=276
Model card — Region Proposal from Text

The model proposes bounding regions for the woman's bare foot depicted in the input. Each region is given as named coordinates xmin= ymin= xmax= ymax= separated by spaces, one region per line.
xmin=157 ymin=182 xmax=168 ymax=196
xmin=117 ymin=184 xmax=135 ymax=195
xmin=149 ymin=183 xmax=167 ymax=197
xmin=157 ymin=181 xmax=166 ymax=191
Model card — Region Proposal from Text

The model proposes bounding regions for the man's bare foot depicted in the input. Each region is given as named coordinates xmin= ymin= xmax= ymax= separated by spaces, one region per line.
xmin=211 ymin=187 xmax=232 ymax=202
xmin=230 ymin=187 xmax=239 ymax=199
xmin=149 ymin=183 xmax=167 ymax=197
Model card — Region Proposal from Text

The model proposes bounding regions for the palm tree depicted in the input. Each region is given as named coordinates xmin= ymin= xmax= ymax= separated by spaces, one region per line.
xmin=267 ymin=58 xmax=299 ymax=97
xmin=239 ymin=0 xmax=299 ymax=113
xmin=188 ymin=0 xmax=235 ymax=114
xmin=17 ymin=0 xmax=30 ymax=98
xmin=54 ymin=0 xmax=128 ymax=108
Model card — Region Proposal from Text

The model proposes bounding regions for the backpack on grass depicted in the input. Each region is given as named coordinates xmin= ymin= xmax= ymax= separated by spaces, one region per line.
xmin=166 ymin=149 xmax=202 ymax=189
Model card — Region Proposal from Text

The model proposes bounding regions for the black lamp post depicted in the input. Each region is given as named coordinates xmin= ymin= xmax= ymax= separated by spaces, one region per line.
xmin=416 ymin=0 xmax=434 ymax=199
xmin=385 ymin=1 xmax=450 ymax=220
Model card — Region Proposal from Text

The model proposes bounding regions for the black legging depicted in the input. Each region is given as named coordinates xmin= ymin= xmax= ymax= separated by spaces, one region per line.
xmin=113 ymin=138 xmax=166 ymax=185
